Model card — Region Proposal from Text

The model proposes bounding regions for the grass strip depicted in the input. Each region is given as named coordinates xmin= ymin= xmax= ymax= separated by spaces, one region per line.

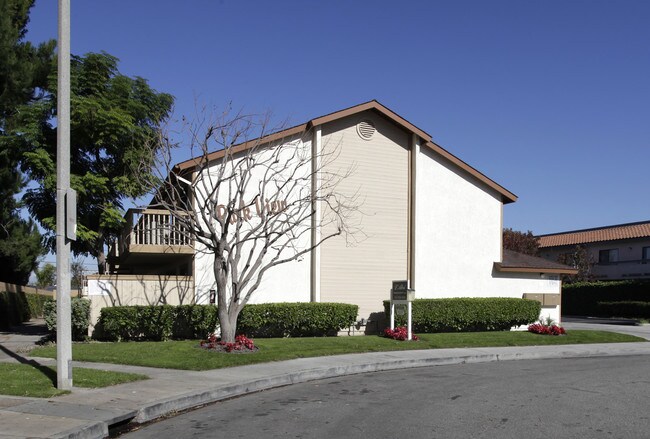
xmin=0 ymin=363 xmax=148 ymax=398
xmin=29 ymin=330 xmax=644 ymax=371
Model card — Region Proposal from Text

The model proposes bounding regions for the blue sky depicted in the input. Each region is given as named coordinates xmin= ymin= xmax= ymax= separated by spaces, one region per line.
xmin=25 ymin=0 xmax=650 ymax=236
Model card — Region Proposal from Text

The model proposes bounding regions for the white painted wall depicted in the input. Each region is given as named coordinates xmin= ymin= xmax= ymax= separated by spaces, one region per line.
xmin=190 ymin=118 xmax=562 ymax=327
xmin=193 ymin=135 xmax=312 ymax=306
xmin=415 ymin=145 xmax=562 ymax=324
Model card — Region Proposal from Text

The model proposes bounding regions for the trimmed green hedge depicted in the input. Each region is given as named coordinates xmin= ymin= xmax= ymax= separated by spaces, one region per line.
xmin=95 ymin=302 xmax=358 ymax=341
xmin=597 ymin=301 xmax=650 ymax=319
xmin=0 ymin=291 xmax=28 ymax=329
xmin=43 ymin=298 xmax=91 ymax=341
xmin=96 ymin=305 xmax=218 ymax=342
xmin=562 ymin=280 xmax=650 ymax=316
xmin=26 ymin=293 xmax=50 ymax=319
xmin=238 ymin=303 xmax=359 ymax=338
xmin=383 ymin=298 xmax=541 ymax=333
xmin=0 ymin=291 xmax=51 ymax=329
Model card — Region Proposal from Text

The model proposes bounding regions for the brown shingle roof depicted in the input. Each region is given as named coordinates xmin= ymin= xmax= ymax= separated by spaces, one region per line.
xmin=494 ymin=250 xmax=578 ymax=274
xmin=537 ymin=221 xmax=650 ymax=248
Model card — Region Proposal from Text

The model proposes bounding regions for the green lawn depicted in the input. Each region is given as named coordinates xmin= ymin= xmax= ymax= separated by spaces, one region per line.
xmin=0 ymin=363 xmax=148 ymax=398
xmin=29 ymin=330 xmax=644 ymax=371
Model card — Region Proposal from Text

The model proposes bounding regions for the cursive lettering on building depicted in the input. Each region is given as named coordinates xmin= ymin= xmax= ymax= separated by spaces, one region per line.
xmin=214 ymin=196 xmax=288 ymax=224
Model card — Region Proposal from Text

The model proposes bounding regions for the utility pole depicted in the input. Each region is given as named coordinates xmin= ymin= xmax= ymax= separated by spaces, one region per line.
xmin=56 ymin=0 xmax=73 ymax=390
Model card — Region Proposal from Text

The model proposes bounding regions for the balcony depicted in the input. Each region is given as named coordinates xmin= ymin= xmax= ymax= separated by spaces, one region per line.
xmin=591 ymin=258 xmax=650 ymax=280
xmin=109 ymin=208 xmax=194 ymax=274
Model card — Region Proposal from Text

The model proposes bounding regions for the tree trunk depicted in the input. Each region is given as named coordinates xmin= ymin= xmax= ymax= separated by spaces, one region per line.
xmin=96 ymin=231 xmax=107 ymax=274
xmin=215 ymin=254 xmax=238 ymax=343
xmin=218 ymin=307 xmax=237 ymax=343
xmin=97 ymin=247 xmax=106 ymax=274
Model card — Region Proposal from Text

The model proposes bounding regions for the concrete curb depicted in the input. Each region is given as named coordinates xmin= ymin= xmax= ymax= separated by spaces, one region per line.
xmin=133 ymin=343 xmax=650 ymax=424
xmin=52 ymin=422 xmax=107 ymax=439
xmin=2 ymin=341 xmax=650 ymax=439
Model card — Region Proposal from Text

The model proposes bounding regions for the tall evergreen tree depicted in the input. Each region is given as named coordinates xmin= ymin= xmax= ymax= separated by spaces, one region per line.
xmin=0 ymin=0 xmax=53 ymax=284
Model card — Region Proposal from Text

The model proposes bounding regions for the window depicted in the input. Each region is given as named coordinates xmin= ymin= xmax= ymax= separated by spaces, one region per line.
xmin=643 ymin=247 xmax=650 ymax=263
xmin=599 ymin=249 xmax=619 ymax=264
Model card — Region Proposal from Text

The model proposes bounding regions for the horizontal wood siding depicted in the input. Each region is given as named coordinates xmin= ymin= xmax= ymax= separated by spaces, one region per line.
xmin=320 ymin=112 xmax=409 ymax=319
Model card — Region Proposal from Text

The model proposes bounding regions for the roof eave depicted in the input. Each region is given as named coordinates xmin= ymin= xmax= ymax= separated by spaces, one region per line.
xmin=425 ymin=141 xmax=518 ymax=204
xmin=493 ymin=262 xmax=579 ymax=275
xmin=172 ymin=100 xmax=519 ymax=205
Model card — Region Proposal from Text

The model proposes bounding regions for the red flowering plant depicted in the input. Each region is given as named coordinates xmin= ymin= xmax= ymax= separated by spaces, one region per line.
xmin=528 ymin=323 xmax=566 ymax=336
xmin=200 ymin=333 xmax=257 ymax=353
xmin=384 ymin=326 xmax=419 ymax=341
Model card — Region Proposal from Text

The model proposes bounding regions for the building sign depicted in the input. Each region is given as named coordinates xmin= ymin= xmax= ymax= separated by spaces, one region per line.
xmin=391 ymin=280 xmax=413 ymax=302
xmin=391 ymin=280 xmax=408 ymax=301
xmin=214 ymin=196 xmax=288 ymax=224
xmin=389 ymin=280 xmax=415 ymax=341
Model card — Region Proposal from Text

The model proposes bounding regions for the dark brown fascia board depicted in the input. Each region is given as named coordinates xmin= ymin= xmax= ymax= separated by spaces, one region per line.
xmin=425 ymin=141 xmax=518 ymax=204
xmin=307 ymin=99 xmax=432 ymax=141
xmin=175 ymin=123 xmax=308 ymax=171
xmin=173 ymin=100 xmax=518 ymax=204
xmin=493 ymin=262 xmax=578 ymax=275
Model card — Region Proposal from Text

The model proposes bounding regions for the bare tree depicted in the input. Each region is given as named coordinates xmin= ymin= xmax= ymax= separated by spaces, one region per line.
xmin=557 ymin=245 xmax=593 ymax=283
xmin=138 ymin=108 xmax=360 ymax=342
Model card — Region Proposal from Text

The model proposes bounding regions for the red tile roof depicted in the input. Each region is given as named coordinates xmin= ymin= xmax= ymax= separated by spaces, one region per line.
xmin=537 ymin=221 xmax=650 ymax=248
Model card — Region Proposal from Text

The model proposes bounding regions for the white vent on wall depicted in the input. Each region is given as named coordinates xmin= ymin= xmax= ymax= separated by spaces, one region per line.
xmin=356 ymin=119 xmax=376 ymax=140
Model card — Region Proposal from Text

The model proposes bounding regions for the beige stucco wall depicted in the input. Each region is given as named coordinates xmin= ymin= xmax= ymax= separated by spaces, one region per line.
xmin=84 ymin=274 xmax=194 ymax=334
xmin=539 ymin=237 xmax=650 ymax=280
xmin=319 ymin=111 xmax=409 ymax=320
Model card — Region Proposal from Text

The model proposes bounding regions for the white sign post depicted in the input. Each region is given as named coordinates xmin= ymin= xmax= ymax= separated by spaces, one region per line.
xmin=390 ymin=280 xmax=415 ymax=341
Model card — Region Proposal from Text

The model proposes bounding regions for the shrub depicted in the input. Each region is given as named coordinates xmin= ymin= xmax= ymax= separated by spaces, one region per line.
xmin=562 ymin=280 xmax=650 ymax=316
xmin=26 ymin=293 xmax=50 ymax=319
xmin=237 ymin=302 xmax=359 ymax=337
xmin=200 ymin=333 xmax=256 ymax=352
xmin=43 ymin=298 xmax=91 ymax=340
xmin=597 ymin=301 xmax=650 ymax=319
xmin=383 ymin=297 xmax=541 ymax=333
xmin=384 ymin=326 xmax=419 ymax=341
xmin=96 ymin=305 xmax=176 ymax=341
xmin=528 ymin=323 xmax=566 ymax=335
xmin=0 ymin=291 xmax=30 ymax=329
xmin=96 ymin=302 xmax=358 ymax=341
xmin=97 ymin=305 xmax=219 ymax=341
xmin=172 ymin=305 xmax=219 ymax=339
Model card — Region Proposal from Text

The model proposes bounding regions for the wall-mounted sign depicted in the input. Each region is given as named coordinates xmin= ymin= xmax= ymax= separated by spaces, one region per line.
xmin=213 ymin=196 xmax=288 ymax=224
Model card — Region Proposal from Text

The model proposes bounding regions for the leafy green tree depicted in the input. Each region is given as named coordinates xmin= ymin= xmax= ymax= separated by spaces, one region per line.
xmin=7 ymin=52 xmax=174 ymax=273
xmin=502 ymin=228 xmax=539 ymax=256
xmin=35 ymin=262 xmax=56 ymax=288
xmin=0 ymin=0 xmax=52 ymax=284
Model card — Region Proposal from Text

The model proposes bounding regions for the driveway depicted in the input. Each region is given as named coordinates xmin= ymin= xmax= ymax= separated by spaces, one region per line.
xmin=562 ymin=317 xmax=650 ymax=340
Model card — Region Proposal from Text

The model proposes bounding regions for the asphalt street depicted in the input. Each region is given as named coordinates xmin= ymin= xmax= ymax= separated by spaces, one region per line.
xmin=122 ymin=355 xmax=650 ymax=439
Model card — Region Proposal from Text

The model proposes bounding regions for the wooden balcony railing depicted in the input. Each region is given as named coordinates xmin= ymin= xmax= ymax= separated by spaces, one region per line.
xmin=115 ymin=208 xmax=193 ymax=257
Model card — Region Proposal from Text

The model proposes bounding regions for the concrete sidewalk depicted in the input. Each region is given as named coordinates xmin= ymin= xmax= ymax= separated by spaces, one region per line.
xmin=1 ymin=325 xmax=649 ymax=439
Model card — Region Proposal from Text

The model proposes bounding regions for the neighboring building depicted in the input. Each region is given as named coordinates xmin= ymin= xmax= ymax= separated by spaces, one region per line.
xmin=538 ymin=221 xmax=650 ymax=280
xmin=92 ymin=100 xmax=575 ymax=332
